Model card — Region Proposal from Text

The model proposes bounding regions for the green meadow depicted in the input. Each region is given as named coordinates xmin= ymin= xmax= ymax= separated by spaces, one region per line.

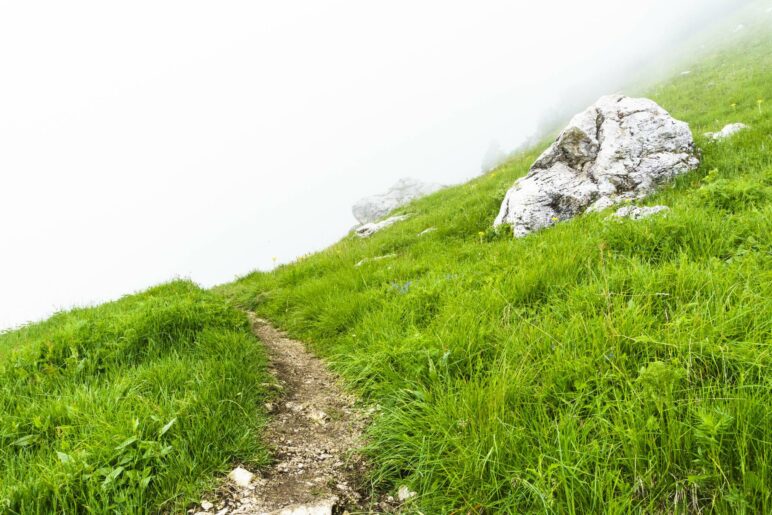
xmin=0 ymin=11 xmax=769 ymax=515
xmin=217 ymin=26 xmax=772 ymax=514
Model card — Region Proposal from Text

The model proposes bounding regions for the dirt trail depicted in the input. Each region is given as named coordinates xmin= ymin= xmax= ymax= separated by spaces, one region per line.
xmin=193 ymin=315 xmax=374 ymax=515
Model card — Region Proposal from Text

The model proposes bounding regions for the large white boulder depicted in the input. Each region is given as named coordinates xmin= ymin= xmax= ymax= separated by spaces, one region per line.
xmin=352 ymin=178 xmax=443 ymax=224
xmin=494 ymin=95 xmax=699 ymax=237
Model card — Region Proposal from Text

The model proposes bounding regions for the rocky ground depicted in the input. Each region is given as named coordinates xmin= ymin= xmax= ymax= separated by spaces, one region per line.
xmin=189 ymin=316 xmax=395 ymax=515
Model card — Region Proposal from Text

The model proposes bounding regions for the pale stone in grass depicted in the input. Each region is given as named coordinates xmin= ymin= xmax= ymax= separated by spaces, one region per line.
xmin=494 ymin=94 xmax=698 ymax=237
xmin=418 ymin=227 xmax=437 ymax=236
xmin=704 ymin=123 xmax=748 ymax=141
xmin=397 ymin=485 xmax=417 ymax=501
xmin=353 ymin=178 xmax=443 ymax=224
xmin=355 ymin=215 xmax=408 ymax=238
xmin=354 ymin=253 xmax=397 ymax=267
xmin=228 ymin=466 xmax=255 ymax=487
xmin=613 ymin=205 xmax=670 ymax=220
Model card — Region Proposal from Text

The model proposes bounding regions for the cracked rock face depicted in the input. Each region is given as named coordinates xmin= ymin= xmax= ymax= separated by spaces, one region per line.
xmin=494 ymin=95 xmax=699 ymax=237
xmin=353 ymin=178 xmax=443 ymax=224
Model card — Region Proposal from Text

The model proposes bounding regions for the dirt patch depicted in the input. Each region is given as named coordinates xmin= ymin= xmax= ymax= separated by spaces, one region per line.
xmin=191 ymin=315 xmax=379 ymax=514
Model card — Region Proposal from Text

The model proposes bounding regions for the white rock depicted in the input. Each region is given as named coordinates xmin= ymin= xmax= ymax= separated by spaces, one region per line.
xmin=613 ymin=205 xmax=669 ymax=220
xmin=355 ymin=215 xmax=408 ymax=238
xmin=494 ymin=95 xmax=698 ymax=237
xmin=704 ymin=123 xmax=748 ymax=141
xmin=352 ymin=178 xmax=443 ymax=224
xmin=307 ymin=408 xmax=328 ymax=425
xmin=588 ymin=197 xmax=616 ymax=212
xmin=355 ymin=253 xmax=397 ymax=267
xmin=680 ymin=70 xmax=691 ymax=76
xmin=201 ymin=501 xmax=214 ymax=511
xmin=227 ymin=467 xmax=255 ymax=488
xmin=418 ymin=227 xmax=437 ymax=236
xmin=397 ymin=485 xmax=417 ymax=502
xmin=270 ymin=497 xmax=338 ymax=515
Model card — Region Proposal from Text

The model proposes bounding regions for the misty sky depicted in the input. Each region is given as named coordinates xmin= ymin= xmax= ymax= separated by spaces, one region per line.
xmin=0 ymin=1 xmax=756 ymax=330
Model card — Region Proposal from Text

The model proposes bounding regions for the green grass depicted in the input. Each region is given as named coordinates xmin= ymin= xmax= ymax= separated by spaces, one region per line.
xmin=0 ymin=280 xmax=269 ymax=514
xmin=216 ymin=27 xmax=772 ymax=513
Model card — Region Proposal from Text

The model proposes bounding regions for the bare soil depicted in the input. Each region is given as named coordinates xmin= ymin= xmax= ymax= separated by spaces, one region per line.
xmin=191 ymin=315 xmax=378 ymax=515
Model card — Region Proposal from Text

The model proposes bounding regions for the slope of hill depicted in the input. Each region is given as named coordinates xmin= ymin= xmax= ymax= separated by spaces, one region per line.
xmin=1 ymin=8 xmax=769 ymax=515
xmin=217 ymin=26 xmax=772 ymax=513
xmin=0 ymin=281 xmax=269 ymax=513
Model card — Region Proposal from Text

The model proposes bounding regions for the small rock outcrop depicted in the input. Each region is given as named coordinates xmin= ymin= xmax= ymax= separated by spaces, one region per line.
xmin=705 ymin=123 xmax=748 ymax=141
xmin=494 ymin=94 xmax=699 ymax=237
xmin=355 ymin=215 xmax=408 ymax=238
xmin=613 ymin=205 xmax=669 ymax=220
xmin=353 ymin=178 xmax=443 ymax=224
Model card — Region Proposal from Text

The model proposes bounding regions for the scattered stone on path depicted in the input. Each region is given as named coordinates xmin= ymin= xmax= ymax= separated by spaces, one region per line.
xmin=355 ymin=215 xmax=408 ymax=238
xmin=228 ymin=467 xmax=255 ymax=488
xmin=613 ymin=205 xmax=670 ymax=220
xmin=307 ymin=409 xmax=328 ymax=425
xmin=269 ymin=497 xmax=338 ymax=515
xmin=704 ymin=123 xmax=748 ymax=141
xmin=494 ymin=94 xmax=698 ymax=237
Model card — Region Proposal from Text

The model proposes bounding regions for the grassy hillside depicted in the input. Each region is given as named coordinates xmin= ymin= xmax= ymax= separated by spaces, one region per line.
xmin=0 ymin=281 xmax=269 ymax=513
xmin=217 ymin=27 xmax=772 ymax=514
